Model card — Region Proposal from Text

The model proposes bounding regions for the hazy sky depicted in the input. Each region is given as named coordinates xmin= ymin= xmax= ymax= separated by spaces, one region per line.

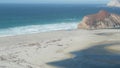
xmin=0 ymin=0 xmax=110 ymax=4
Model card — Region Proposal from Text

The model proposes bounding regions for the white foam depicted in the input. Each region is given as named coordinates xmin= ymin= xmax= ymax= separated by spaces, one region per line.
xmin=0 ymin=22 xmax=78 ymax=37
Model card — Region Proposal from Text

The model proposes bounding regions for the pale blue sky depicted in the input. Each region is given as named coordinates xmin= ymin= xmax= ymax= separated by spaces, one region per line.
xmin=0 ymin=0 xmax=110 ymax=4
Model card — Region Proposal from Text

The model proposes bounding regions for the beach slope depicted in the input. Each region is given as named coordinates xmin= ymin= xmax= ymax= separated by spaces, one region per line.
xmin=0 ymin=29 xmax=120 ymax=68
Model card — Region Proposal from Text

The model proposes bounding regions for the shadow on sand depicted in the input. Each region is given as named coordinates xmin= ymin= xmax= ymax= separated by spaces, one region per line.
xmin=47 ymin=42 xmax=120 ymax=68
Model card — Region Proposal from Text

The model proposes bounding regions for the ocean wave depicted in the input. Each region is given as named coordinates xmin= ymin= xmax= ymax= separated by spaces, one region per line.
xmin=0 ymin=22 xmax=78 ymax=37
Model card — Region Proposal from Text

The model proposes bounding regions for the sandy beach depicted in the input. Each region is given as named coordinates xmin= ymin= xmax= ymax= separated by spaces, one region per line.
xmin=0 ymin=29 xmax=120 ymax=68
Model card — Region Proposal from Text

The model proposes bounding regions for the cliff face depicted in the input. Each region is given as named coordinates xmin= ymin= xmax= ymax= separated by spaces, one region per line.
xmin=107 ymin=0 xmax=120 ymax=7
xmin=78 ymin=10 xmax=120 ymax=29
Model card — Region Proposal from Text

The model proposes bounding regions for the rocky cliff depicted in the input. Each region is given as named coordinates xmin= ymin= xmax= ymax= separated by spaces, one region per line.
xmin=78 ymin=10 xmax=120 ymax=29
xmin=107 ymin=0 xmax=120 ymax=7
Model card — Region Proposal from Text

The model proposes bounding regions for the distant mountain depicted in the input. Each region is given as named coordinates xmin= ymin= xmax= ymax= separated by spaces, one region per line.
xmin=78 ymin=10 xmax=120 ymax=29
xmin=107 ymin=0 xmax=120 ymax=7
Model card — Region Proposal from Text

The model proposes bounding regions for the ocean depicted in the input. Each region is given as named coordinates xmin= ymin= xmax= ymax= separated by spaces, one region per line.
xmin=0 ymin=4 xmax=120 ymax=37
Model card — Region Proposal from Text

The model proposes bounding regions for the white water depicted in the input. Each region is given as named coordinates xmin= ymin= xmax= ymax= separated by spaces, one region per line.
xmin=0 ymin=22 xmax=78 ymax=37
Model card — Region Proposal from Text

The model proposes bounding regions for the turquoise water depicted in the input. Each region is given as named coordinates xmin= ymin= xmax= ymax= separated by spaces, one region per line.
xmin=0 ymin=4 xmax=120 ymax=36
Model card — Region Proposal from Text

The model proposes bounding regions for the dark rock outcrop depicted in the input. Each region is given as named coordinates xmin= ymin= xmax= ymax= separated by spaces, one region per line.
xmin=78 ymin=10 xmax=120 ymax=29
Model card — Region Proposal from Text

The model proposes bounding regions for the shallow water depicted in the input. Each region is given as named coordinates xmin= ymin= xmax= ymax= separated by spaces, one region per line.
xmin=0 ymin=4 xmax=120 ymax=36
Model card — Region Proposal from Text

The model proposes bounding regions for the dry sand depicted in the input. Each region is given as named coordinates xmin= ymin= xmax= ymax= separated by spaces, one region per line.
xmin=0 ymin=29 xmax=120 ymax=68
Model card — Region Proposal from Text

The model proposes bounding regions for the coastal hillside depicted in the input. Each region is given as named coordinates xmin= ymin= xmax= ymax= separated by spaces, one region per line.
xmin=107 ymin=0 xmax=120 ymax=7
xmin=78 ymin=10 xmax=120 ymax=29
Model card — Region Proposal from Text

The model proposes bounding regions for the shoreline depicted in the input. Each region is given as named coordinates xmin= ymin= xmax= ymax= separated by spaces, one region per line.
xmin=0 ymin=28 xmax=120 ymax=38
xmin=0 ymin=22 xmax=78 ymax=38
xmin=0 ymin=29 xmax=76 ymax=38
